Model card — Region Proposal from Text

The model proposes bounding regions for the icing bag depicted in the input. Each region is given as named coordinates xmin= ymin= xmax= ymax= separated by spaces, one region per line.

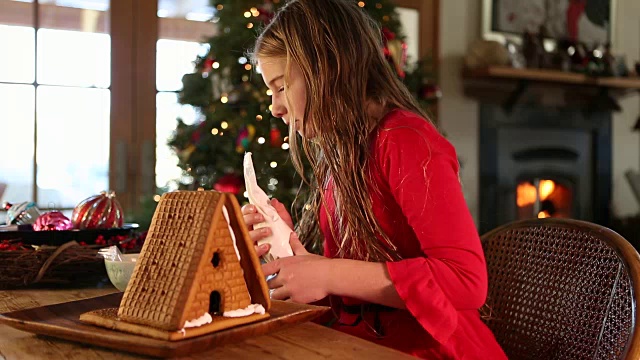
xmin=243 ymin=152 xmax=294 ymax=260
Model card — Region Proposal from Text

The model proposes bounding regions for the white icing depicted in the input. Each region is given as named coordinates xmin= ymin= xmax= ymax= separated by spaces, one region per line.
xmin=223 ymin=304 xmax=266 ymax=317
xmin=183 ymin=312 xmax=213 ymax=328
xmin=243 ymin=152 xmax=294 ymax=260
xmin=222 ymin=205 xmax=241 ymax=261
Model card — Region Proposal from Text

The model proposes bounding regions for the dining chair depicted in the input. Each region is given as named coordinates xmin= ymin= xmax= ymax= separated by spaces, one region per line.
xmin=480 ymin=218 xmax=640 ymax=360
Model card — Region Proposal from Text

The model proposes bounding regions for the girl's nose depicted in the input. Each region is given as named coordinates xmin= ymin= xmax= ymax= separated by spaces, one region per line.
xmin=271 ymin=100 xmax=287 ymax=119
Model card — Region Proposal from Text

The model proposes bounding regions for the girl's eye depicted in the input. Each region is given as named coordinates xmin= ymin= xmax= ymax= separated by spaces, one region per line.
xmin=278 ymin=87 xmax=285 ymax=93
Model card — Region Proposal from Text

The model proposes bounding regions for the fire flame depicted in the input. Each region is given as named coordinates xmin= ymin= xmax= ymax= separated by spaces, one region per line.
xmin=516 ymin=183 xmax=537 ymax=207
xmin=516 ymin=180 xmax=556 ymax=207
xmin=539 ymin=180 xmax=555 ymax=200
xmin=537 ymin=211 xmax=551 ymax=218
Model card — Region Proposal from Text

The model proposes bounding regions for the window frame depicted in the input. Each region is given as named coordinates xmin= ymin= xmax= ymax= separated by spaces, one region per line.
xmin=394 ymin=0 xmax=441 ymax=120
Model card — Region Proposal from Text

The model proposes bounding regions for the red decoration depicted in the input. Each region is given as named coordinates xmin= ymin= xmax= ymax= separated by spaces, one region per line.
xmin=419 ymin=83 xmax=442 ymax=101
xmin=382 ymin=27 xmax=396 ymax=41
xmin=0 ymin=240 xmax=26 ymax=251
xmin=71 ymin=191 xmax=124 ymax=230
xmin=203 ymin=58 xmax=215 ymax=71
xmin=258 ymin=1 xmax=275 ymax=24
xmin=214 ymin=173 xmax=243 ymax=195
xmin=270 ymin=124 xmax=282 ymax=147
xmin=94 ymin=232 xmax=146 ymax=251
xmin=381 ymin=27 xmax=407 ymax=78
xmin=191 ymin=120 xmax=209 ymax=144
xmin=33 ymin=211 xmax=74 ymax=231
xmin=567 ymin=0 xmax=586 ymax=41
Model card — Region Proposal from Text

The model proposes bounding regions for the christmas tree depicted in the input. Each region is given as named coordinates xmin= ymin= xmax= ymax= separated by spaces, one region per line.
xmin=165 ymin=0 xmax=438 ymax=214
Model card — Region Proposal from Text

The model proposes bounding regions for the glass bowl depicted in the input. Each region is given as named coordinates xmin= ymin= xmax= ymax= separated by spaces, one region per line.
xmin=104 ymin=253 xmax=139 ymax=292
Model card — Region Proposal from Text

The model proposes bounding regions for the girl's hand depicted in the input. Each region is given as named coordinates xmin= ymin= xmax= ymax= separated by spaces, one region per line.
xmin=262 ymin=232 xmax=332 ymax=304
xmin=241 ymin=204 xmax=272 ymax=257
xmin=270 ymin=198 xmax=294 ymax=229
xmin=241 ymin=198 xmax=295 ymax=258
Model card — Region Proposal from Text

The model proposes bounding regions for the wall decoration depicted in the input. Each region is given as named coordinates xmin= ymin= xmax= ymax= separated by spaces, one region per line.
xmin=482 ymin=0 xmax=615 ymax=46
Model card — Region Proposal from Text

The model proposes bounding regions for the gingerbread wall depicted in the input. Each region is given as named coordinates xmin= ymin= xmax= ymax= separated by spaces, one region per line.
xmin=183 ymin=208 xmax=251 ymax=323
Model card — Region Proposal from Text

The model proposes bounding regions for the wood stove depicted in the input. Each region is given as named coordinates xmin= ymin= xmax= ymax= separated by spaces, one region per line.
xmin=479 ymin=104 xmax=611 ymax=234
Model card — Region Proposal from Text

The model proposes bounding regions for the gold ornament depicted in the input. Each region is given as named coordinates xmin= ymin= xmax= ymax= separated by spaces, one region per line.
xmin=387 ymin=39 xmax=408 ymax=76
xmin=464 ymin=40 xmax=511 ymax=70
xmin=180 ymin=145 xmax=196 ymax=162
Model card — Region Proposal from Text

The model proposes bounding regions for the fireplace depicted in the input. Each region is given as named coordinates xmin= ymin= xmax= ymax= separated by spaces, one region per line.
xmin=479 ymin=104 xmax=611 ymax=234
xmin=516 ymin=179 xmax=574 ymax=219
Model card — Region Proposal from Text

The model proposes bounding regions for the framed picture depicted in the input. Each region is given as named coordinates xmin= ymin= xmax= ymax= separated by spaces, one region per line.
xmin=482 ymin=0 xmax=616 ymax=47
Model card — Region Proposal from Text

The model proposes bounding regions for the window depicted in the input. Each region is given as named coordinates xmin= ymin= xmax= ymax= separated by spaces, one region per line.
xmin=0 ymin=0 xmax=111 ymax=210
xmin=156 ymin=39 xmax=207 ymax=189
xmin=155 ymin=2 xmax=217 ymax=190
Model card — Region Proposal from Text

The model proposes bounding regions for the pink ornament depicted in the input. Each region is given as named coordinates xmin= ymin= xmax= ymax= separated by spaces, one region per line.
xmin=33 ymin=211 xmax=74 ymax=231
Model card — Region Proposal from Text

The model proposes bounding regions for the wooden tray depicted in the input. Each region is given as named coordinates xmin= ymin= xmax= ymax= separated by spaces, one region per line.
xmin=0 ymin=292 xmax=330 ymax=358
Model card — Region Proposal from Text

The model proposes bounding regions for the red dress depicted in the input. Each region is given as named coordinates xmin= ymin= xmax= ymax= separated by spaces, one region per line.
xmin=318 ymin=109 xmax=507 ymax=359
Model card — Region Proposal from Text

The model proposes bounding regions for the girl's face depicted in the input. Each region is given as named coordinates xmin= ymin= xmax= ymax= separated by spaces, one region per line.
xmin=258 ymin=57 xmax=309 ymax=137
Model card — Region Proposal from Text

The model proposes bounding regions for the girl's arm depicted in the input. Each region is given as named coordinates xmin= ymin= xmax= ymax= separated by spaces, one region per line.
xmin=324 ymin=258 xmax=407 ymax=309
xmin=262 ymin=234 xmax=405 ymax=308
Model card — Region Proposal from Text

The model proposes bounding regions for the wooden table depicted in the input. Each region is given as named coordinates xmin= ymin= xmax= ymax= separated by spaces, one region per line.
xmin=0 ymin=286 xmax=414 ymax=359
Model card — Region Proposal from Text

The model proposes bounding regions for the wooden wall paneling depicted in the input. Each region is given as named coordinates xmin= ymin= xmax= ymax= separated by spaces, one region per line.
xmin=134 ymin=0 xmax=158 ymax=205
xmin=109 ymin=0 xmax=135 ymax=212
xmin=0 ymin=0 xmax=209 ymax=41
xmin=110 ymin=0 xmax=158 ymax=215
xmin=0 ymin=2 xmax=108 ymax=32
xmin=159 ymin=17 xmax=217 ymax=42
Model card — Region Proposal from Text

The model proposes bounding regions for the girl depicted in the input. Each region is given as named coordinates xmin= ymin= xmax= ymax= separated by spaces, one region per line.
xmin=243 ymin=0 xmax=507 ymax=358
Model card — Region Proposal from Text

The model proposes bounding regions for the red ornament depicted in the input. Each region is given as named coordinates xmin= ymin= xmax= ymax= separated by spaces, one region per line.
xmin=191 ymin=129 xmax=202 ymax=143
xmin=419 ymin=83 xmax=442 ymax=101
xmin=270 ymin=124 xmax=282 ymax=147
xmin=382 ymin=27 xmax=396 ymax=41
xmin=258 ymin=1 xmax=275 ymax=24
xmin=33 ymin=211 xmax=74 ymax=231
xmin=71 ymin=191 xmax=124 ymax=230
xmin=381 ymin=27 xmax=407 ymax=78
xmin=214 ymin=173 xmax=243 ymax=195
xmin=202 ymin=58 xmax=215 ymax=72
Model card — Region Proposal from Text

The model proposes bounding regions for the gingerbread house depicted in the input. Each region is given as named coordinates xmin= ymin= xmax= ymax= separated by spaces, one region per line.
xmin=80 ymin=190 xmax=271 ymax=340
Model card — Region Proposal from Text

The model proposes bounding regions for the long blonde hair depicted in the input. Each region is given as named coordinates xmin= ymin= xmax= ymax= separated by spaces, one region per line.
xmin=251 ymin=0 xmax=432 ymax=262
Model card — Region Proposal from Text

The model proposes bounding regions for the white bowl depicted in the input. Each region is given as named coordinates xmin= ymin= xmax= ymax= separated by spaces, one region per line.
xmin=105 ymin=253 xmax=139 ymax=292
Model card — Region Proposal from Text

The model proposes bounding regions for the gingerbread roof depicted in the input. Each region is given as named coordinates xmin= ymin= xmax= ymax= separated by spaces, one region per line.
xmin=117 ymin=190 xmax=270 ymax=331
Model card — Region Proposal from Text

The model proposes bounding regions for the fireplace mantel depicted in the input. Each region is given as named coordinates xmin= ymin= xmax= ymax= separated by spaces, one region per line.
xmin=463 ymin=66 xmax=640 ymax=112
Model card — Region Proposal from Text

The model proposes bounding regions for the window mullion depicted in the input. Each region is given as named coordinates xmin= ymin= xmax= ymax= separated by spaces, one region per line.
xmin=32 ymin=0 xmax=39 ymax=205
